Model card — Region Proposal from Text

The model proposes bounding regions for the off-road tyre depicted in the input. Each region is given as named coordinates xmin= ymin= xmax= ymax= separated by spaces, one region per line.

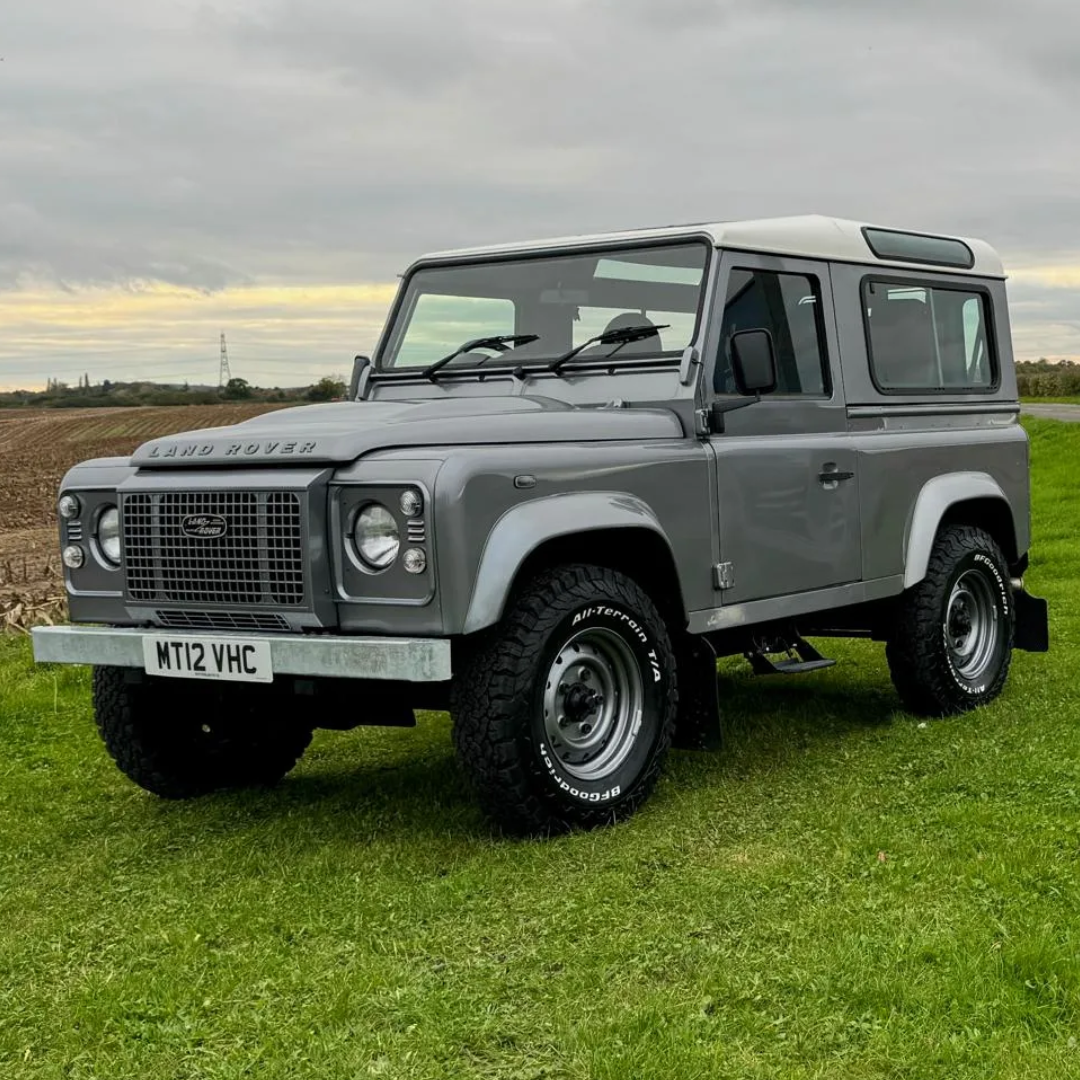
xmin=451 ymin=564 xmax=678 ymax=836
xmin=92 ymin=666 xmax=314 ymax=799
xmin=886 ymin=525 xmax=1014 ymax=717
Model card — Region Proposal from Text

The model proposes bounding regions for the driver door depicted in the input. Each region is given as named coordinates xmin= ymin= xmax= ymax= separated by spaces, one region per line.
xmin=706 ymin=252 xmax=861 ymax=605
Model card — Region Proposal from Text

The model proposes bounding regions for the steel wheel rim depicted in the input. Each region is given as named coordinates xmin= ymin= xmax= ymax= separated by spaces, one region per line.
xmin=945 ymin=569 xmax=1000 ymax=682
xmin=541 ymin=627 xmax=644 ymax=782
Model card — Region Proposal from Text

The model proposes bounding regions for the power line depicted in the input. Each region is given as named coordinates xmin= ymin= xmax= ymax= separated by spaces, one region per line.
xmin=219 ymin=332 xmax=231 ymax=387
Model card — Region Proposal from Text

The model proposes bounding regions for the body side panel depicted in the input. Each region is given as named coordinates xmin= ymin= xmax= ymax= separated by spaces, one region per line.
xmin=433 ymin=442 xmax=713 ymax=636
xmin=829 ymin=259 xmax=1029 ymax=581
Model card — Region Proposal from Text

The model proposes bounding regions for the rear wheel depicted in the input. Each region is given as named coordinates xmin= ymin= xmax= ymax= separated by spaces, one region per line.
xmin=886 ymin=525 xmax=1014 ymax=716
xmin=92 ymin=667 xmax=314 ymax=799
xmin=451 ymin=564 xmax=678 ymax=836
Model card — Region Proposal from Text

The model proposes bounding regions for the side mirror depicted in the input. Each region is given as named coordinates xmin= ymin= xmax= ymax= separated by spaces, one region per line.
xmin=349 ymin=355 xmax=371 ymax=400
xmin=730 ymin=330 xmax=777 ymax=396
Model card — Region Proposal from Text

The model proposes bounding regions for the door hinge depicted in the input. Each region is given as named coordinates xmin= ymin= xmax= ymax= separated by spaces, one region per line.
xmin=713 ymin=562 xmax=735 ymax=590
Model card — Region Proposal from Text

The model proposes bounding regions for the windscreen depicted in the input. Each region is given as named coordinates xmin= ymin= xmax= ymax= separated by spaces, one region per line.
xmin=378 ymin=240 xmax=710 ymax=370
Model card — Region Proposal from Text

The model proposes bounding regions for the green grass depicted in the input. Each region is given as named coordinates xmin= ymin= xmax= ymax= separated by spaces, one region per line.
xmin=2 ymin=418 xmax=1079 ymax=1079
xmin=1022 ymin=397 xmax=1080 ymax=406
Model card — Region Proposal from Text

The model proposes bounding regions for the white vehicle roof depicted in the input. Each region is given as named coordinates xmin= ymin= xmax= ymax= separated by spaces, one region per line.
xmin=422 ymin=214 xmax=1005 ymax=279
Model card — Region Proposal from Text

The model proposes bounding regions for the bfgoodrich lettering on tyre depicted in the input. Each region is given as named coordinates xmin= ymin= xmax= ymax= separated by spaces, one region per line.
xmin=887 ymin=525 xmax=1014 ymax=717
xmin=450 ymin=563 xmax=678 ymax=836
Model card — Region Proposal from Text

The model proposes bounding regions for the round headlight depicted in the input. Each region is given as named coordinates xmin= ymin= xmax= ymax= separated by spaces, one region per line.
xmin=59 ymin=494 xmax=81 ymax=520
xmin=354 ymin=503 xmax=400 ymax=570
xmin=62 ymin=545 xmax=85 ymax=570
xmin=97 ymin=506 xmax=121 ymax=566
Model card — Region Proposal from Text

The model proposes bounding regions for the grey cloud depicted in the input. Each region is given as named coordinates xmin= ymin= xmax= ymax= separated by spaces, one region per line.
xmin=2 ymin=0 xmax=1080 ymax=375
xmin=595 ymin=0 xmax=731 ymax=30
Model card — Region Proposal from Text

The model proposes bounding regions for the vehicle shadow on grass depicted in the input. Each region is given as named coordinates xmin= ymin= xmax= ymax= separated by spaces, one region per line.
xmin=149 ymin=732 xmax=494 ymax=845
xmin=146 ymin=670 xmax=908 ymax=845
xmin=664 ymin=666 xmax=907 ymax=788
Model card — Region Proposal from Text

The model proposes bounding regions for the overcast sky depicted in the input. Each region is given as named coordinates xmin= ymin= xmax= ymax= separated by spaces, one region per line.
xmin=2 ymin=0 xmax=1080 ymax=389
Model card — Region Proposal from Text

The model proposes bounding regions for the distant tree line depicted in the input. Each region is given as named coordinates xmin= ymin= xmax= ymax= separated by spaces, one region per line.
xmin=0 ymin=375 xmax=348 ymax=409
xmin=1015 ymin=359 xmax=1080 ymax=398
xmin=5 ymin=364 xmax=1072 ymax=406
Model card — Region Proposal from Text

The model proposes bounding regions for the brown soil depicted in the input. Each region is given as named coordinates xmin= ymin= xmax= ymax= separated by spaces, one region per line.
xmin=0 ymin=404 xmax=288 ymax=631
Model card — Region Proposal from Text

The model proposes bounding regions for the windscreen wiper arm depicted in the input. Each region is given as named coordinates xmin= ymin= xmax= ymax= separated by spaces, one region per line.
xmin=422 ymin=334 xmax=540 ymax=381
xmin=546 ymin=323 xmax=669 ymax=376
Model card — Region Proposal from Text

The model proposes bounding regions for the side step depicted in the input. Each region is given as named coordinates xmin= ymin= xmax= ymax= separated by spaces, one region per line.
xmin=746 ymin=637 xmax=837 ymax=677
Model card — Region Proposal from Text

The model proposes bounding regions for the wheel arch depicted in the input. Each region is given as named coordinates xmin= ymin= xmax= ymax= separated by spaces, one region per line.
xmin=461 ymin=493 xmax=686 ymax=636
xmin=903 ymin=472 xmax=1020 ymax=589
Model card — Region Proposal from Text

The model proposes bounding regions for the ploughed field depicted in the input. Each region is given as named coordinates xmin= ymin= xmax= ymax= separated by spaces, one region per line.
xmin=0 ymin=405 xmax=286 ymax=630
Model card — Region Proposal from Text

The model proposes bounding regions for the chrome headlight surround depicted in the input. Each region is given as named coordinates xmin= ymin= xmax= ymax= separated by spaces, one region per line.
xmin=332 ymin=475 xmax=434 ymax=606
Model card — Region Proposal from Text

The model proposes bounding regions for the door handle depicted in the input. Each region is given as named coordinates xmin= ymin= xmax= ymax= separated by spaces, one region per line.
xmin=818 ymin=465 xmax=854 ymax=487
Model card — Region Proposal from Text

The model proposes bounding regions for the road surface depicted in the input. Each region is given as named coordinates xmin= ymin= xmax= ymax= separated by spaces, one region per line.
xmin=1021 ymin=403 xmax=1080 ymax=422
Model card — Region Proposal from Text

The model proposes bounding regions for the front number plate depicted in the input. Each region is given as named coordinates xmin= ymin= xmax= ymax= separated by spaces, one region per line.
xmin=142 ymin=635 xmax=273 ymax=683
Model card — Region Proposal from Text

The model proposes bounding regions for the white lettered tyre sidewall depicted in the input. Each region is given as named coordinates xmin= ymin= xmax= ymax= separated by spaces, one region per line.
xmin=941 ymin=548 xmax=1012 ymax=697
xmin=527 ymin=602 xmax=671 ymax=808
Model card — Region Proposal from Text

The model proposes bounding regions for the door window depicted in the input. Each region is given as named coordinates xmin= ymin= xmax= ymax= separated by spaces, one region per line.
xmin=715 ymin=270 xmax=829 ymax=395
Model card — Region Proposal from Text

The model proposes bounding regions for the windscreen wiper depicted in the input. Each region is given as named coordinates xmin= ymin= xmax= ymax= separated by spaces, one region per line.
xmin=422 ymin=334 xmax=540 ymax=381
xmin=546 ymin=323 xmax=669 ymax=376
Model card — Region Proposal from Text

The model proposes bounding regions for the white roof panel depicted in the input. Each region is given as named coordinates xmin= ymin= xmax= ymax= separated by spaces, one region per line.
xmin=420 ymin=214 xmax=1005 ymax=278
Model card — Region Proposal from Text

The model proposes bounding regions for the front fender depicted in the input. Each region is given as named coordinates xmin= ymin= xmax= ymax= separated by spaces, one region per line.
xmin=462 ymin=492 xmax=675 ymax=635
xmin=903 ymin=471 xmax=1014 ymax=589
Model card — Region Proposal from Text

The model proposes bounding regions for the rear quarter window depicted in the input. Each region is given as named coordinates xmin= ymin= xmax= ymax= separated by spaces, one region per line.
xmin=862 ymin=279 xmax=998 ymax=393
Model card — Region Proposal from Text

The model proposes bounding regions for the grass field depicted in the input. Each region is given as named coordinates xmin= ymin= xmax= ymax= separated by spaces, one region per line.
xmin=1 ymin=417 xmax=1077 ymax=1079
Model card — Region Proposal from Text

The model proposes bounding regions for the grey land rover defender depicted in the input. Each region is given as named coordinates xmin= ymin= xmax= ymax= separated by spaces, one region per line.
xmin=33 ymin=215 xmax=1050 ymax=835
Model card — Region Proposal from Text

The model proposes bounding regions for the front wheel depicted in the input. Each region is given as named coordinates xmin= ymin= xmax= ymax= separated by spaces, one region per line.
xmin=451 ymin=564 xmax=678 ymax=836
xmin=886 ymin=525 xmax=1014 ymax=716
xmin=92 ymin=667 xmax=314 ymax=799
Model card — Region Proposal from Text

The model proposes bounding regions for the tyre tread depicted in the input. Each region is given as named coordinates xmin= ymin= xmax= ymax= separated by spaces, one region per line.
xmin=92 ymin=667 xmax=313 ymax=799
xmin=451 ymin=563 xmax=677 ymax=836
xmin=886 ymin=525 xmax=1013 ymax=717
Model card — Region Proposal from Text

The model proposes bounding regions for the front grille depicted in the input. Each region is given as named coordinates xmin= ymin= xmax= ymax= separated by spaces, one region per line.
xmin=155 ymin=610 xmax=292 ymax=632
xmin=124 ymin=491 xmax=305 ymax=607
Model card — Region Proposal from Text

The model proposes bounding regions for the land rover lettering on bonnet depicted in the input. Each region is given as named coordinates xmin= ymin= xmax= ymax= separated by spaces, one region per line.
xmin=33 ymin=215 xmax=1049 ymax=837
xmin=144 ymin=439 xmax=320 ymax=459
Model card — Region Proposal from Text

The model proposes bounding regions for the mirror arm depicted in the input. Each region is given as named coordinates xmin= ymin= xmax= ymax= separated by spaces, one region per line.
xmin=351 ymin=356 xmax=373 ymax=401
xmin=706 ymin=393 xmax=762 ymax=434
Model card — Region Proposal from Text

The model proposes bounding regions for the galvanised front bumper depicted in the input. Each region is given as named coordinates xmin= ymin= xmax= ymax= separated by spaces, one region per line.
xmin=31 ymin=625 xmax=452 ymax=682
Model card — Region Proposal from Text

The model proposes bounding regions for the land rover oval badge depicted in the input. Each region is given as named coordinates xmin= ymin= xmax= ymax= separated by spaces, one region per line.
xmin=180 ymin=514 xmax=229 ymax=540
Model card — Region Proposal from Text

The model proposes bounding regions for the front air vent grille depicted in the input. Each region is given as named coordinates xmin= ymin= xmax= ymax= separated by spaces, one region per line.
xmin=155 ymin=610 xmax=292 ymax=632
xmin=123 ymin=490 xmax=305 ymax=607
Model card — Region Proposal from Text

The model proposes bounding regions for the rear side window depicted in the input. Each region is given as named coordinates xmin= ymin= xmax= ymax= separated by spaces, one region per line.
xmin=863 ymin=280 xmax=996 ymax=393
xmin=715 ymin=269 xmax=829 ymax=395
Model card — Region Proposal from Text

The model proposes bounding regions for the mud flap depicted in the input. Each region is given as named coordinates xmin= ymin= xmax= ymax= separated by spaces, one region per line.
xmin=1013 ymin=588 xmax=1049 ymax=653
xmin=671 ymin=634 xmax=722 ymax=751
